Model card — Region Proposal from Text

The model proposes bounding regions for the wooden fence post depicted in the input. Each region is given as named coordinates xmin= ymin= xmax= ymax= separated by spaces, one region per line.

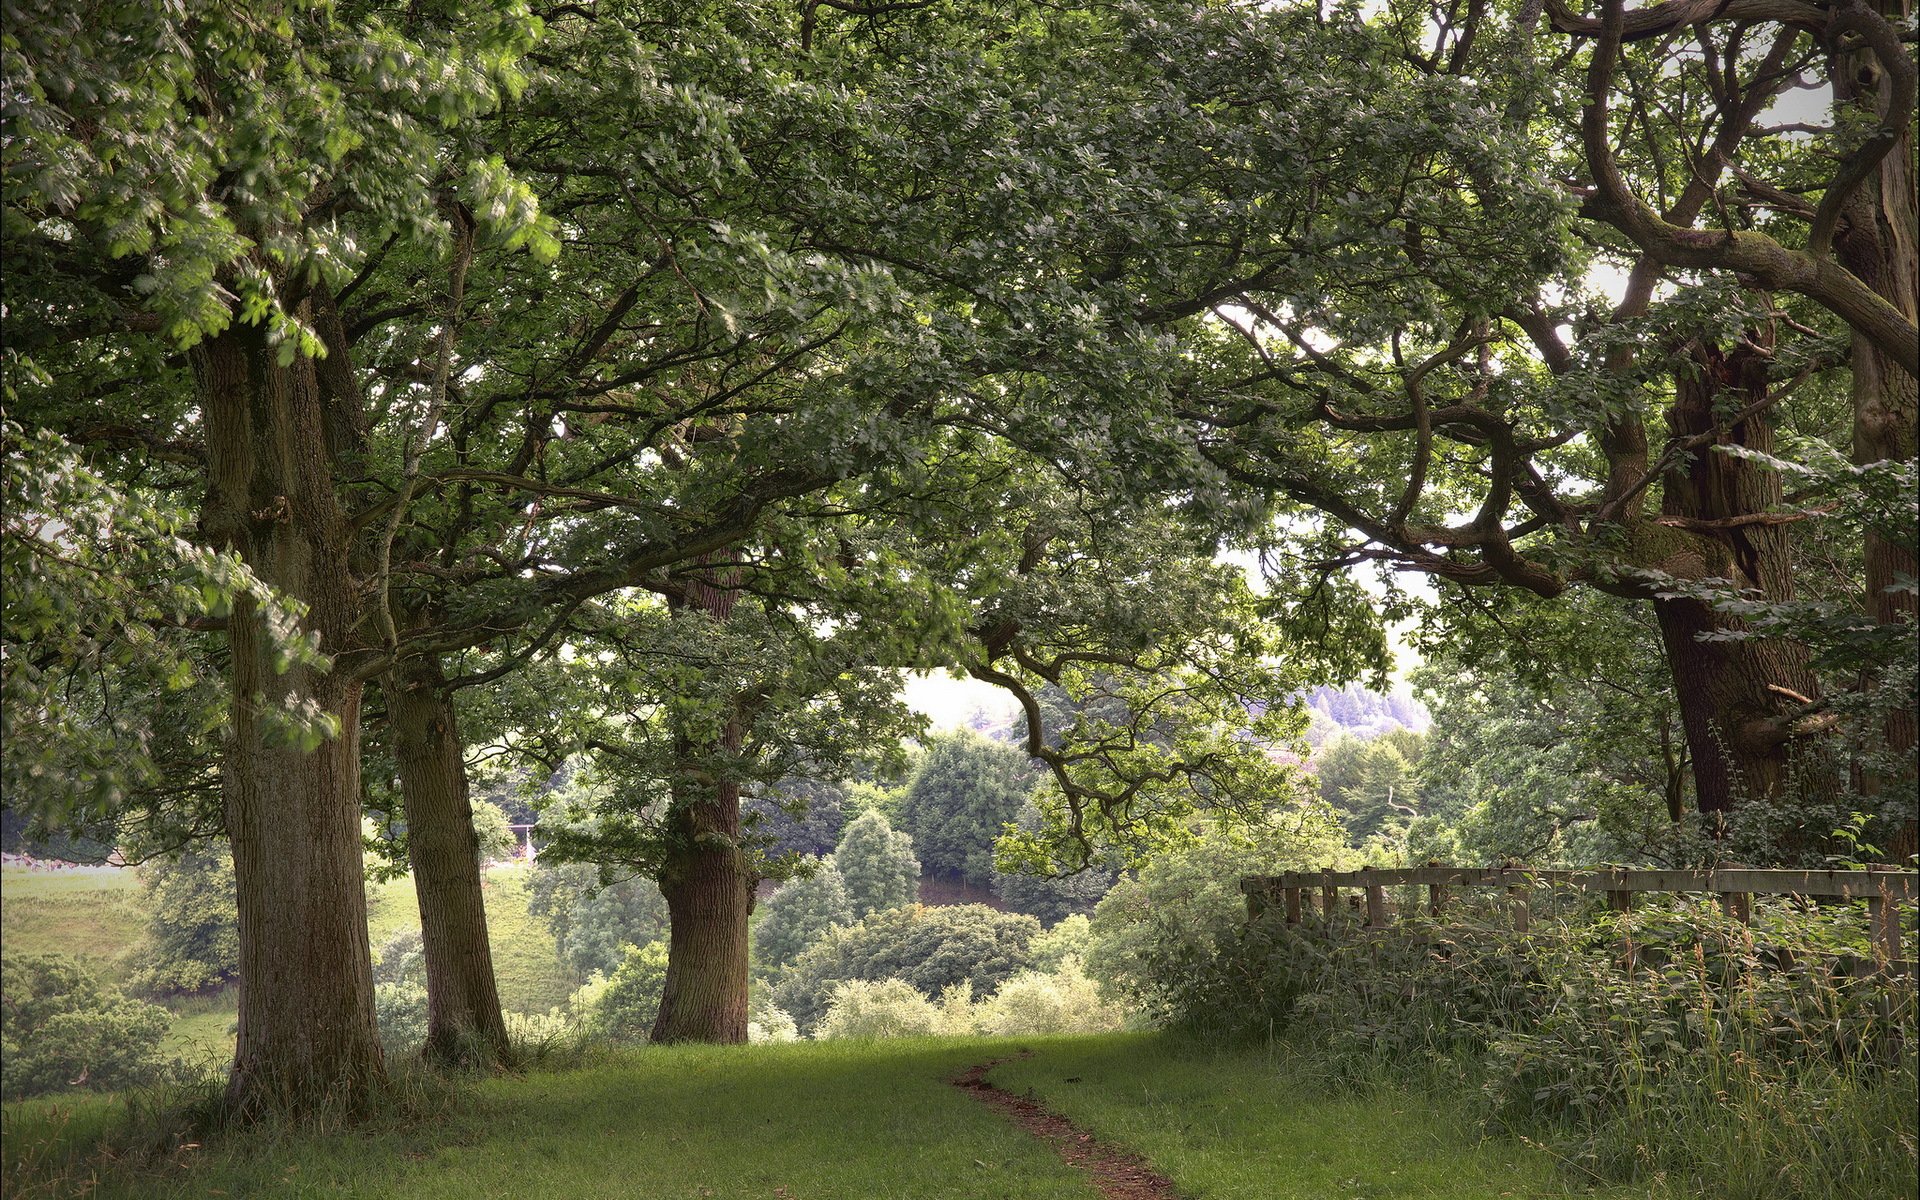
xmin=1284 ymin=886 xmax=1303 ymax=926
xmin=1321 ymin=871 xmax=1338 ymax=921
xmin=1508 ymin=884 xmax=1529 ymax=934
xmin=1364 ymin=879 xmax=1387 ymax=928
xmin=1428 ymin=883 xmax=1448 ymax=917
xmin=1608 ymin=887 xmax=1637 ymax=974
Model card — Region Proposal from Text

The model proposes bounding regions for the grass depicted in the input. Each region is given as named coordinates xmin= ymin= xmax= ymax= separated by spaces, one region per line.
xmin=0 ymin=867 xmax=149 ymax=989
xmin=1 ymin=1034 xmax=1659 ymax=1200
xmin=989 ymin=1033 xmax=1657 ymax=1200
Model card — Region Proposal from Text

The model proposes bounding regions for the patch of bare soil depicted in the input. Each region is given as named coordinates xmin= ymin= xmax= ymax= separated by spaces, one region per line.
xmin=952 ymin=1055 xmax=1183 ymax=1200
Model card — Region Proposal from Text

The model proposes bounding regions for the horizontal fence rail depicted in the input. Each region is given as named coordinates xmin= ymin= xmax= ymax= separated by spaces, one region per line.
xmin=1241 ymin=866 xmax=1919 ymax=975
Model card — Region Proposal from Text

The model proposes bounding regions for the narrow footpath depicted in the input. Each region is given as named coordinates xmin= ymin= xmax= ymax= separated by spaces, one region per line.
xmin=952 ymin=1055 xmax=1183 ymax=1200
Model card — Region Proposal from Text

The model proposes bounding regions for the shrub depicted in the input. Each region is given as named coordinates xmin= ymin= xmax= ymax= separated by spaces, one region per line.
xmin=578 ymin=940 xmax=669 ymax=1043
xmin=833 ymin=811 xmax=920 ymax=919
xmin=1 ymin=955 xmax=170 ymax=1099
xmin=752 ymin=858 xmax=854 ymax=977
xmin=1173 ymin=893 xmax=1918 ymax=1199
xmin=527 ymin=861 xmax=670 ymax=981
xmin=816 ymin=978 xmax=945 ymax=1040
xmin=1083 ymin=809 xmax=1347 ymax=1013
xmin=772 ymin=903 xmax=1041 ymax=1034
xmin=973 ymin=958 xmax=1128 ymax=1036
xmin=749 ymin=998 xmax=800 ymax=1043
xmin=1029 ymin=914 xmax=1093 ymax=971
xmin=131 ymin=846 xmax=238 ymax=996
xmin=372 ymin=928 xmax=426 ymax=988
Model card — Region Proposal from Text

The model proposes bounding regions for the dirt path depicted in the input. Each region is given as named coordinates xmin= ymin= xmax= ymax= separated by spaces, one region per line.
xmin=951 ymin=1055 xmax=1182 ymax=1200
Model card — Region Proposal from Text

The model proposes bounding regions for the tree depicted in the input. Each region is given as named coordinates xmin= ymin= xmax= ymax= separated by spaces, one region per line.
xmin=525 ymin=861 xmax=671 ymax=984
xmin=133 ymin=847 xmax=240 ymax=997
xmin=4 ymin=0 xmax=552 ymax=1113
xmin=751 ymin=859 xmax=856 ymax=978
xmin=898 ymin=733 xmax=1036 ymax=886
xmin=771 ymin=904 xmax=1041 ymax=1035
xmin=744 ymin=780 xmax=851 ymax=862
xmin=833 ymin=811 xmax=921 ymax=919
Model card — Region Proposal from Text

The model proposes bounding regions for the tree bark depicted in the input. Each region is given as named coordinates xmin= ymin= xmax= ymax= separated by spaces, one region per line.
xmin=1648 ymin=344 xmax=1822 ymax=820
xmin=650 ymin=567 xmax=753 ymax=1044
xmin=386 ymin=649 xmax=512 ymax=1066
xmin=197 ymin=319 xmax=384 ymax=1118
xmin=1834 ymin=0 xmax=1919 ymax=779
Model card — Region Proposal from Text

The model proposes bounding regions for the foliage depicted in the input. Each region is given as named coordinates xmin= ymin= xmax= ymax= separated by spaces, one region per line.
xmin=372 ymin=929 xmax=426 ymax=989
xmin=751 ymin=858 xmax=854 ymax=979
xmin=832 ymin=811 xmax=920 ymax=920
xmin=971 ymin=958 xmax=1128 ymax=1037
xmin=1 ymin=955 xmax=169 ymax=1100
xmin=1084 ymin=807 xmax=1348 ymax=1015
xmin=815 ymin=978 xmax=949 ymax=1041
xmin=991 ymin=802 xmax=1115 ymax=923
xmin=578 ymin=941 xmax=670 ymax=1044
xmin=130 ymin=847 xmax=238 ymax=997
xmin=525 ymin=862 xmax=669 ymax=983
xmin=771 ymin=904 xmax=1040 ymax=1034
xmin=1173 ymin=896 xmax=1917 ymax=1198
xmin=897 ymin=732 xmax=1035 ymax=886
xmin=373 ymin=980 xmax=429 ymax=1058
xmin=1312 ymin=735 xmax=1421 ymax=845
xmin=1028 ymin=914 xmax=1094 ymax=973
xmin=469 ymin=799 xmax=516 ymax=864
xmin=743 ymin=780 xmax=850 ymax=862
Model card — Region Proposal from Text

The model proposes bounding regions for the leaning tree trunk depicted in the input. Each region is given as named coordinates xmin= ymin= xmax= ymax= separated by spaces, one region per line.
xmin=1647 ymin=343 xmax=1823 ymax=823
xmin=386 ymin=648 xmax=512 ymax=1066
xmin=650 ymin=568 xmax=752 ymax=1044
xmin=197 ymin=318 xmax=384 ymax=1118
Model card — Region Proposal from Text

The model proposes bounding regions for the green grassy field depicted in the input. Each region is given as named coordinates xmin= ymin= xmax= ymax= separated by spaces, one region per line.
xmin=2 ymin=1034 xmax=1656 ymax=1200
xmin=3 ymin=862 xmax=579 ymax=1066
xmin=0 ymin=868 xmax=147 ymax=989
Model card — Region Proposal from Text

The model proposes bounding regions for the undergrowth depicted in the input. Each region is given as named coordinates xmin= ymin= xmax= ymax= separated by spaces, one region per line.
xmin=1157 ymin=893 xmax=1918 ymax=1200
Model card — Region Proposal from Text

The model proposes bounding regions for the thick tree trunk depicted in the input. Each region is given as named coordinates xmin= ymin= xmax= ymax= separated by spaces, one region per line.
xmin=651 ymin=782 xmax=753 ymax=1043
xmin=1834 ymin=1 xmax=1919 ymax=779
xmin=197 ymin=320 xmax=384 ymax=1117
xmin=650 ymin=567 xmax=753 ymax=1044
xmin=1649 ymin=344 xmax=1822 ymax=821
xmin=386 ymin=651 xmax=512 ymax=1066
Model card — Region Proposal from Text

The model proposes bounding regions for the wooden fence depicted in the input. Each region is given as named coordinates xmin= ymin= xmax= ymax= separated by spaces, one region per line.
xmin=1241 ymin=866 xmax=1919 ymax=975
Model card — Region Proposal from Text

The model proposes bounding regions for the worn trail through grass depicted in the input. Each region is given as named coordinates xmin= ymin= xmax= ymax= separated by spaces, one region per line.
xmin=4 ymin=1033 xmax=1657 ymax=1200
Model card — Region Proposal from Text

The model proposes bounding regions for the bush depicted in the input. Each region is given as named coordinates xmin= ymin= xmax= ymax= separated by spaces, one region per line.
xmin=577 ymin=940 xmax=669 ymax=1043
xmin=1083 ymin=809 xmax=1347 ymax=1014
xmin=772 ymin=903 xmax=1040 ymax=1034
xmin=834 ymin=811 xmax=920 ymax=919
xmin=816 ymin=978 xmax=947 ymax=1040
xmin=527 ymin=861 xmax=670 ymax=981
xmin=1173 ymin=894 xmax=1918 ymax=1199
xmin=2 ymin=955 xmax=170 ymax=1099
xmin=131 ymin=846 xmax=238 ymax=996
xmin=1029 ymin=914 xmax=1093 ymax=971
xmin=372 ymin=928 xmax=426 ymax=987
xmin=749 ymin=997 xmax=800 ymax=1043
xmin=973 ymin=958 xmax=1128 ymax=1036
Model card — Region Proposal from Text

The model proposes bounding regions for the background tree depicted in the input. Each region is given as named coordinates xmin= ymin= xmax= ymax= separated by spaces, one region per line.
xmin=525 ymin=861 xmax=670 ymax=984
xmin=833 ymin=811 xmax=921 ymax=920
xmin=770 ymin=904 xmax=1041 ymax=1035
xmin=750 ymin=859 xmax=855 ymax=979
xmin=131 ymin=847 xmax=239 ymax=998
xmin=898 ymin=733 xmax=1036 ymax=887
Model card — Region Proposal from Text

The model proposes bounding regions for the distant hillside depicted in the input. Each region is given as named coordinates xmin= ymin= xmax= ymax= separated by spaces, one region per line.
xmin=1297 ymin=683 xmax=1428 ymax=747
